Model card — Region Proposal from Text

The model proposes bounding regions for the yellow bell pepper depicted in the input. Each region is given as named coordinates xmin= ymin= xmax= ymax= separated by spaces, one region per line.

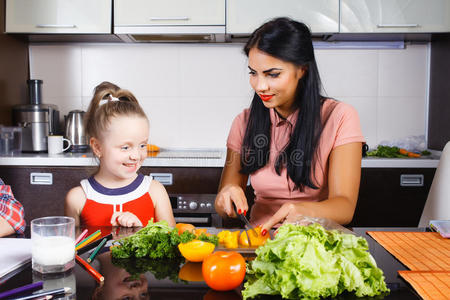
xmin=239 ymin=227 xmax=269 ymax=247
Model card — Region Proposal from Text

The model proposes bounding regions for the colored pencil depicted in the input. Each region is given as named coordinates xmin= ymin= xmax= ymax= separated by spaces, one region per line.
xmin=76 ymin=230 xmax=101 ymax=250
xmin=34 ymin=296 xmax=53 ymax=300
xmin=77 ymin=233 xmax=112 ymax=255
xmin=76 ymin=229 xmax=100 ymax=247
xmin=75 ymin=255 xmax=104 ymax=284
xmin=11 ymin=287 xmax=70 ymax=300
xmin=0 ymin=281 xmax=43 ymax=299
xmin=74 ymin=229 xmax=89 ymax=245
xmin=87 ymin=238 xmax=107 ymax=263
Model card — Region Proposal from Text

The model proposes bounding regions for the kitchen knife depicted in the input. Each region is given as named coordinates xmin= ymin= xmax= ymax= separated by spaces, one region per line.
xmin=232 ymin=203 xmax=254 ymax=246
xmin=240 ymin=212 xmax=258 ymax=238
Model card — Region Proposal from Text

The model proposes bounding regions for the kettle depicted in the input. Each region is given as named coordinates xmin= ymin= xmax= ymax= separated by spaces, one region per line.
xmin=64 ymin=110 xmax=89 ymax=153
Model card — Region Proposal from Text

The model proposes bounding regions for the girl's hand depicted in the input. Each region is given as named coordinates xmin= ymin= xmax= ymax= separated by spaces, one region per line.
xmin=215 ymin=184 xmax=248 ymax=218
xmin=110 ymin=211 xmax=143 ymax=227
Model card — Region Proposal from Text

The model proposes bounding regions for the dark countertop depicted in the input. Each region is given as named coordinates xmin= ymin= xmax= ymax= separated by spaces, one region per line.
xmin=0 ymin=227 xmax=425 ymax=300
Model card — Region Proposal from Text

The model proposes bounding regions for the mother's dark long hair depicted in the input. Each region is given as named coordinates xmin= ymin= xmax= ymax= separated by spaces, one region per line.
xmin=241 ymin=17 xmax=325 ymax=191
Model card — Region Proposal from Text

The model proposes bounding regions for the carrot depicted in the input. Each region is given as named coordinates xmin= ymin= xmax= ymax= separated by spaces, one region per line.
xmin=147 ymin=144 xmax=160 ymax=152
xmin=399 ymin=148 xmax=409 ymax=155
xmin=408 ymin=152 xmax=421 ymax=158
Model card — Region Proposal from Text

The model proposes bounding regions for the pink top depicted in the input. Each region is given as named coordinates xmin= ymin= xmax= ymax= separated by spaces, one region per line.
xmin=227 ymin=99 xmax=365 ymax=225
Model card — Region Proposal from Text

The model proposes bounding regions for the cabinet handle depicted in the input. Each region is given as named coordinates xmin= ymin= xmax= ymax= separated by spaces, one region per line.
xmin=150 ymin=173 xmax=173 ymax=185
xmin=149 ymin=17 xmax=190 ymax=21
xmin=377 ymin=24 xmax=419 ymax=28
xmin=174 ymin=216 xmax=210 ymax=224
xmin=30 ymin=173 xmax=53 ymax=185
xmin=36 ymin=24 xmax=77 ymax=28
xmin=400 ymin=174 xmax=424 ymax=187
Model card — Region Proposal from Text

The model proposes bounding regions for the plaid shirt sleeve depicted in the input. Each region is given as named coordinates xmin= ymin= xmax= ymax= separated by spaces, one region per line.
xmin=0 ymin=178 xmax=26 ymax=235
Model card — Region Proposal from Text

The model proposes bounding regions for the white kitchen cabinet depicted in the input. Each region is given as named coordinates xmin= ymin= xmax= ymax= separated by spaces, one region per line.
xmin=114 ymin=0 xmax=225 ymax=34
xmin=226 ymin=0 xmax=339 ymax=35
xmin=341 ymin=0 xmax=450 ymax=33
xmin=5 ymin=0 xmax=111 ymax=34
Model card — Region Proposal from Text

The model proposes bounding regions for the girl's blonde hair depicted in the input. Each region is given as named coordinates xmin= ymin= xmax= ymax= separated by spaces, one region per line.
xmin=84 ymin=81 xmax=148 ymax=141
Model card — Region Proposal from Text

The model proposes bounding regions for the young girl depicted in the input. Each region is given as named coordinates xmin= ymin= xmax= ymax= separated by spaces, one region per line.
xmin=65 ymin=82 xmax=175 ymax=228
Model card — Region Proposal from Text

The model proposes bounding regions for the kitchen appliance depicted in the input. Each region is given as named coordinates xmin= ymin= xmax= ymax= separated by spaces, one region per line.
xmin=0 ymin=125 xmax=22 ymax=155
xmin=170 ymin=194 xmax=222 ymax=227
xmin=12 ymin=80 xmax=60 ymax=152
xmin=64 ymin=110 xmax=89 ymax=153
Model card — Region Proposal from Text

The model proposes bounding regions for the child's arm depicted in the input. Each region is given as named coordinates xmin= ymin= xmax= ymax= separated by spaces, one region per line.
xmin=0 ymin=180 xmax=25 ymax=236
xmin=0 ymin=217 xmax=15 ymax=237
xmin=64 ymin=186 xmax=86 ymax=227
xmin=149 ymin=180 xmax=176 ymax=227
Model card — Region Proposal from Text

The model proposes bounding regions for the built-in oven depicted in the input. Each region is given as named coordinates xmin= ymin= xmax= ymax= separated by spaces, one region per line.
xmin=169 ymin=194 xmax=222 ymax=227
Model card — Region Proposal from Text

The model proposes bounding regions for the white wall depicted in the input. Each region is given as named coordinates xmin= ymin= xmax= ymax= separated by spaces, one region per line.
xmin=29 ymin=42 xmax=429 ymax=149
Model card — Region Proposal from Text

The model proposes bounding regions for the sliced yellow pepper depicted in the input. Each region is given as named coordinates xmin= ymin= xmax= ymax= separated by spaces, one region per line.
xmin=217 ymin=230 xmax=240 ymax=249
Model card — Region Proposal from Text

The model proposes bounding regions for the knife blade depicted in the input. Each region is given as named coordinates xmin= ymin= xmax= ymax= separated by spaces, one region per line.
xmin=240 ymin=213 xmax=258 ymax=238
xmin=232 ymin=203 xmax=255 ymax=246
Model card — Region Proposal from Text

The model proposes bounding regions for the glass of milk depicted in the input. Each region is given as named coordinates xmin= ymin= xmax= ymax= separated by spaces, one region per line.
xmin=31 ymin=216 xmax=75 ymax=274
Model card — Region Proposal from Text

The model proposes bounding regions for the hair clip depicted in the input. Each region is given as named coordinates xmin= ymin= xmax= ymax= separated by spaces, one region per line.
xmin=99 ymin=95 xmax=120 ymax=106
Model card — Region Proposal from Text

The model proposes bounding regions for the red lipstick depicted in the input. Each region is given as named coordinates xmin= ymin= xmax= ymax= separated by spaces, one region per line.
xmin=259 ymin=94 xmax=273 ymax=102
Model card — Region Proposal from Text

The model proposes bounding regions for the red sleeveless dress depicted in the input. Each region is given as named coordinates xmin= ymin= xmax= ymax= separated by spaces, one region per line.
xmin=80 ymin=174 xmax=156 ymax=226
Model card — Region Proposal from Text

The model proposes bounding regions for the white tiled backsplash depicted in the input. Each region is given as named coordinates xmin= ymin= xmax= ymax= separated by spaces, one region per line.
xmin=29 ymin=43 xmax=429 ymax=149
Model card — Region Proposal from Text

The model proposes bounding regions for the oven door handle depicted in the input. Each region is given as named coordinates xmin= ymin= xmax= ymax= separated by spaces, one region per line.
xmin=174 ymin=216 xmax=210 ymax=224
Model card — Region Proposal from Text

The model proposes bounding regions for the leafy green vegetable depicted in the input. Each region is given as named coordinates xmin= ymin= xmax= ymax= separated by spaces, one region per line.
xmin=110 ymin=219 xmax=218 ymax=259
xmin=111 ymin=256 xmax=185 ymax=283
xmin=242 ymin=223 xmax=389 ymax=300
xmin=367 ymin=145 xmax=404 ymax=158
xmin=421 ymin=150 xmax=431 ymax=156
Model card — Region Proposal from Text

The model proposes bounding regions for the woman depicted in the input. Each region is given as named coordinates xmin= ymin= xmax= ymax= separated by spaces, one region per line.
xmin=215 ymin=17 xmax=365 ymax=235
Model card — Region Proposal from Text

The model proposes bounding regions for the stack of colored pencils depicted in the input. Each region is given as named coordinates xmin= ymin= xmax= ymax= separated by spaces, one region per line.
xmin=73 ymin=230 xmax=113 ymax=285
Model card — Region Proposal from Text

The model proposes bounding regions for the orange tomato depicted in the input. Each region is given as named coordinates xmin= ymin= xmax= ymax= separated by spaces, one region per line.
xmin=175 ymin=223 xmax=195 ymax=235
xmin=202 ymin=251 xmax=246 ymax=291
xmin=178 ymin=240 xmax=215 ymax=262
xmin=239 ymin=227 xmax=269 ymax=247
xmin=178 ymin=262 xmax=204 ymax=282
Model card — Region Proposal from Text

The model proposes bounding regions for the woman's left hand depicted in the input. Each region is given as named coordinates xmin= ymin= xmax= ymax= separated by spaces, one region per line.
xmin=260 ymin=203 xmax=310 ymax=236
xmin=110 ymin=211 xmax=143 ymax=227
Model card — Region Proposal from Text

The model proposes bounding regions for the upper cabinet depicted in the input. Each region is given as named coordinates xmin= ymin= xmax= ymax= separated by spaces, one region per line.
xmin=4 ymin=0 xmax=450 ymax=40
xmin=114 ymin=0 xmax=225 ymax=34
xmin=226 ymin=0 xmax=339 ymax=35
xmin=5 ymin=0 xmax=112 ymax=34
xmin=341 ymin=0 xmax=450 ymax=33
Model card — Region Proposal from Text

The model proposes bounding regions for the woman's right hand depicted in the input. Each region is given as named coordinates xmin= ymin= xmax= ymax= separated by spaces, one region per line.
xmin=215 ymin=184 xmax=248 ymax=218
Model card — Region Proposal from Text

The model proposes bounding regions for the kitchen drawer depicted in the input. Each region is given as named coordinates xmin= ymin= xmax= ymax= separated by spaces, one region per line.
xmin=348 ymin=168 xmax=436 ymax=227
xmin=114 ymin=0 xmax=225 ymax=29
xmin=0 ymin=166 xmax=223 ymax=224
xmin=5 ymin=0 xmax=111 ymax=34
xmin=341 ymin=0 xmax=450 ymax=33
xmin=226 ymin=0 xmax=339 ymax=34
xmin=0 ymin=166 xmax=95 ymax=224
